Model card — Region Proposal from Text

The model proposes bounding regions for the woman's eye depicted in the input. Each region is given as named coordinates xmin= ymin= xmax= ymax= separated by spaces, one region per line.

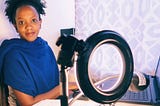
xmin=32 ymin=19 xmax=38 ymax=23
xmin=18 ymin=21 xmax=24 ymax=25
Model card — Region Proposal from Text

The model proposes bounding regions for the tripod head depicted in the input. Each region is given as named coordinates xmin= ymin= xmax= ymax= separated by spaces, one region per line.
xmin=56 ymin=35 xmax=86 ymax=67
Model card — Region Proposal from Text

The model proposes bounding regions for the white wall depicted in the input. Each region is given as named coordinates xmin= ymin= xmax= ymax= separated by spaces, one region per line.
xmin=0 ymin=0 xmax=75 ymax=57
xmin=40 ymin=0 xmax=75 ymax=57
xmin=0 ymin=0 xmax=18 ymax=43
xmin=75 ymin=0 xmax=160 ymax=75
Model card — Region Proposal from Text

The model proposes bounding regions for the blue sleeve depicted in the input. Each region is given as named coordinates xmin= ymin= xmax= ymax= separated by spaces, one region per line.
xmin=3 ymin=40 xmax=60 ymax=96
xmin=3 ymin=50 xmax=36 ymax=95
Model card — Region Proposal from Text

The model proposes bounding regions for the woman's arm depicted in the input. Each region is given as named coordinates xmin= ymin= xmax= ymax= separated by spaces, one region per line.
xmin=13 ymin=85 xmax=61 ymax=106
xmin=13 ymin=83 xmax=78 ymax=106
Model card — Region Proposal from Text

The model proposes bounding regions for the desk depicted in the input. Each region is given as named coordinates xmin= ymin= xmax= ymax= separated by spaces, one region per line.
xmin=72 ymin=100 xmax=156 ymax=106
xmin=33 ymin=99 xmax=158 ymax=106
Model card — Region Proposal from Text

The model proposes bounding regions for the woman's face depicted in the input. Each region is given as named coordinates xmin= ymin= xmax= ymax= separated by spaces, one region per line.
xmin=15 ymin=5 xmax=42 ymax=42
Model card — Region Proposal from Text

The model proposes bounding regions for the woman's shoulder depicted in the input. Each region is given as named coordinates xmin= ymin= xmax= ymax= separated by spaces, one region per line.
xmin=5 ymin=48 xmax=21 ymax=61
xmin=0 ymin=38 xmax=22 ymax=59
xmin=1 ymin=38 xmax=21 ymax=48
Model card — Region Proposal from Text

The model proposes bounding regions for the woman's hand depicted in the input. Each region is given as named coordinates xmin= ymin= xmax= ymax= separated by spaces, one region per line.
xmin=68 ymin=82 xmax=78 ymax=90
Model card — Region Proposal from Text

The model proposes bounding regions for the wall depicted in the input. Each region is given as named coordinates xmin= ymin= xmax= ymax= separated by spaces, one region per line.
xmin=0 ymin=0 xmax=75 ymax=57
xmin=40 ymin=0 xmax=75 ymax=57
xmin=75 ymin=0 xmax=160 ymax=75
xmin=0 ymin=0 xmax=17 ymax=43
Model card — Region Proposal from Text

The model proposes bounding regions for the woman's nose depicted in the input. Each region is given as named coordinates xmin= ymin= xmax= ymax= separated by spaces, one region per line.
xmin=25 ymin=23 xmax=32 ymax=30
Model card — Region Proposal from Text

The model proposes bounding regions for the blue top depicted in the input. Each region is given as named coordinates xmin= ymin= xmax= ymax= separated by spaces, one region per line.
xmin=0 ymin=37 xmax=59 ymax=96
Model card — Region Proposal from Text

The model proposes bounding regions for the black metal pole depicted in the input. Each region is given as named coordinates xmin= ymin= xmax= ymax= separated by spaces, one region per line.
xmin=60 ymin=66 xmax=68 ymax=106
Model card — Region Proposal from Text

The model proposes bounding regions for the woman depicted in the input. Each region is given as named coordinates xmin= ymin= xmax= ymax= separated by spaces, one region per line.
xmin=0 ymin=0 xmax=77 ymax=105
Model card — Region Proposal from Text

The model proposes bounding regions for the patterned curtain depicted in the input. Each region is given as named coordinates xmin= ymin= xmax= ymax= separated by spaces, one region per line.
xmin=75 ymin=0 xmax=160 ymax=74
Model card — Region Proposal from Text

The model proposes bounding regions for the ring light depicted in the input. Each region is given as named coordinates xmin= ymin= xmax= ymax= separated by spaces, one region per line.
xmin=56 ymin=30 xmax=134 ymax=105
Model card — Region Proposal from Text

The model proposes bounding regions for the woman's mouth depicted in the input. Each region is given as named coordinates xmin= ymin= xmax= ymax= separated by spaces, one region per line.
xmin=25 ymin=32 xmax=35 ymax=37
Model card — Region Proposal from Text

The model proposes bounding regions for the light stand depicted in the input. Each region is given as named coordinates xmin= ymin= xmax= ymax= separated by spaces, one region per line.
xmin=56 ymin=30 xmax=134 ymax=106
xmin=56 ymin=35 xmax=85 ymax=106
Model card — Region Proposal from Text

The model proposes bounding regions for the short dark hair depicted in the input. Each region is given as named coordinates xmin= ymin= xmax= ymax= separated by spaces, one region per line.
xmin=5 ymin=0 xmax=46 ymax=24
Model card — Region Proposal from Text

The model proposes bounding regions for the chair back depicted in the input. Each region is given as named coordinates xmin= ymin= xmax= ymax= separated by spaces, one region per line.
xmin=0 ymin=74 xmax=9 ymax=106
